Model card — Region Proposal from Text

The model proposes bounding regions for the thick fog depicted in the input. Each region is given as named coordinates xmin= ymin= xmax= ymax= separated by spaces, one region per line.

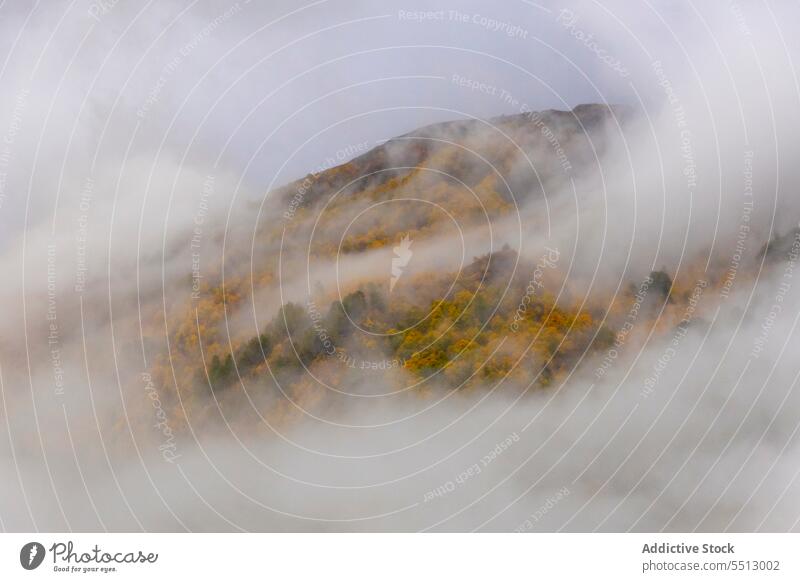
xmin=1 ymin=0 xmax=800 ymax=532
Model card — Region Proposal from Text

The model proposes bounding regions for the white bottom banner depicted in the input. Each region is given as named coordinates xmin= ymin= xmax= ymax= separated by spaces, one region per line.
xmin=1 ymin=533 xmax=797 ymax=581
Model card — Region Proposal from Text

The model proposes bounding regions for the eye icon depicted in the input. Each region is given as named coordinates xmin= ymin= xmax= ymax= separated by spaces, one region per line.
xmin=20 ymin=542 xmax=45 ymax=570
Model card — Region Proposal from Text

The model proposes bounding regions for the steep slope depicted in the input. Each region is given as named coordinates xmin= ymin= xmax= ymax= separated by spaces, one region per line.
xmin=138 ymin=104 xmax=725 ymax=433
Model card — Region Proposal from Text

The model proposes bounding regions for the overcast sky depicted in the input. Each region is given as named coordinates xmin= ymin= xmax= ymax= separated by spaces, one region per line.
xmin=0 ymin=0 xmax=797 ymax=247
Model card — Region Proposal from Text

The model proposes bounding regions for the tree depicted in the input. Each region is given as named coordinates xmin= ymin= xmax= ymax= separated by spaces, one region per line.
xmin=342 ymin=290 xmax=367 ymax=322
xmin=271 ymin=302 xmax=307 ymax=340
xmin=649 ymin=270 xmax=673 ymax=303
xmin=237 ymin=333 xmax=272 ymax=369
xmin=208 ymin=354 xmax=234 ymax=389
